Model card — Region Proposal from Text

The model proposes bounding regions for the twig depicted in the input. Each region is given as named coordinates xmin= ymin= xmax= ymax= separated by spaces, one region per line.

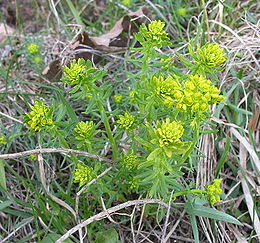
xmin=36 ymin=153 xmax=77 ymax=220
xmin=56 ymin=199 xmax=170 ymax=243
xmin=161 ymin=190 xmax=174 ymax=242
xmin=162 ymin=210 xmax=185 ymax=243
xmin=0 ymin=148 xmax=115 ymax=164
xmin=0 ymin=111 xmax=23 ymax=124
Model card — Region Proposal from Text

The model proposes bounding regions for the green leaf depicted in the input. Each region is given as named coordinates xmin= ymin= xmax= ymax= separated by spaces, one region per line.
xmin=185 ymin=201 xmax=242 ymax=225
xmin=39 ymin=233 xmax=73 ymax=243
xmin=57 ymin=92 xmax=78 ymax=123
xmin=178 ymin=54 xmax=193 ymax=67
xmin=147 ymin=148 xmax=163 ymax=161
xmin=96 ymin=229 xmax=119 ymax=243
xmin=190 ymin=214 xmax=199 ymax=243
xmin=134 ymin=135 xmax=156 ymax=150
xmin=215 ymin=136 xmax=230 ymax=177
xmin=0 ymin=200 xmax=12 ymax=211
xmin=0 ymin=159 xmax=7 ymax=190
xmin=163 ymin=147 xmax=172 ymax=158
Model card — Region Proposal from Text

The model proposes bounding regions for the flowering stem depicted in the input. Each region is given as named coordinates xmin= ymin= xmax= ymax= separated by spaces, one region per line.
xmin=96 ymin=96 xmax=118 ymax=160
xmin=139 ymin=45 xmax=152 ymax=113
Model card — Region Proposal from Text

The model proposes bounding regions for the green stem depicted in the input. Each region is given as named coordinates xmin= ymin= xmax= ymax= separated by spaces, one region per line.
xmin=96 ymin=97 xmax=118 ymax=160
xmin=139 ymin=45 xmax=152 ymax=113
xmin=179 ymin=129 xmax=200 ymax=164
xmin=54 ymin=128 xmax=79 ymax=164
xmin=173 ymin=189 xmax=207 ymax=198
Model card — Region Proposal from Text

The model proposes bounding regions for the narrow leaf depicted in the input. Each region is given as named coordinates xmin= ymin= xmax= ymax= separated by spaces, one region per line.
xmin=0 ymin=159 xmax=7 ymax=190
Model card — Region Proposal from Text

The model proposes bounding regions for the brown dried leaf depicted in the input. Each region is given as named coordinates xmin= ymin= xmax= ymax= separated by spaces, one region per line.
xmin=42 ymin=59 xmax=62 ymax=81
xmin=73 ymin=7 xmax=149 ymax=53
xmin=0 ymin=23 xmax=15 ymax=44
xmin=249 ymin=107 xmax=260 ymax=132
xmin=43 ymin=8 xmax=149 ymax=81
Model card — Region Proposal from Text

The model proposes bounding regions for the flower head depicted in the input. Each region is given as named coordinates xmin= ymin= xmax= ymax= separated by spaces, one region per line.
xmin=114 ymin=95 xmax=123 ymax=103
xmin=122 ymin=155 xmax=139 ymax=170
xmin=127 ymin=177 xmax=140 ymax=190
xmin=34 ymin=56 xmax=42 ymax=64
xmin=23 ymin=100 xmax=54 ymax=132
xmin=177 ymin=8 xmax=187 ymax=17
xmin=174 ymin=75 xmax=225 ymax=113
xmin=152 ymin=75 xmax=181 ymax=105
xmin=136 ymin=20 xmax=170 ymax=48
xmin=27 ymin=43 xmax=40 ymax=54
xmin=62 ymin=58 xmax=87 ymax=86
xmin=74 ymin=121 xmax=95 ymax=143
xmin=73 ymin=163 xmax=95 ymax=187
xmin=0 ymin=136 xmax=7 ymax=145
xmin=122 ymin=0 xmax=132 ymax=6
xmin=207 ymin=179 xmax=223 ymax=205
xmin=117 ymin=112 xmax=135 ymax=130
xmin=160 ymin=57 xmax=174 ymax=69
xmin=197 ymin=43 xmax=227 ymax=68
xmin=155 ymin=118 xmax=184 ymax=147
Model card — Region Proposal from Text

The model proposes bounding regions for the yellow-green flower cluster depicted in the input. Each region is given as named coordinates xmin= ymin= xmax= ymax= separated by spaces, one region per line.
xmin=147 ymin=20 xmax=169 ymax=42
xmin=197 ymin=43 xmax=227 ymax=68
xmin=177 ymin=75 xmax=224 ymax=112
xmin=74 ymin=121 xmax=95 ymax=143
xmin=129 ymin=90 xmax=138 ymax=103
xmin=122 ymin=155 xmax=139 ymax=170
xmin=117 ymin=112 xmax=135 ymax=130
xmin=153 ymin=74 xmax=225 ymax=113
xmin=127 ymin=177 xmax=140 ymax=190
xmin=207 ymin=179 xmax=223 ymax=205
xmin=0 ymin=136 xmax=7 ymax=145
xmin=27 ymin=43 xmax=40 ymax=54
xmin=153 ymin=75 xmax=181 ymax=104
xmin=114 ymin=95 xmax=123 ymax=103
xmin=138 ymin=20 xmax=170 ymax=47
xmin=23 ymin=100 xmax=54 ymax=132
xmin=34 ymin=56 xmax=42 ymax=64
xmin=122 ymin=0 xmax=132 ymax=6
xmin=73 ymin=163 xmax=95 ymax=187
xmin=177 ymin=8 xmax=187 ymax=17
xmin=62 ymin=59 xmax=87 ymax=85
xmin=155 ymin=118 xmax=184 ymax=148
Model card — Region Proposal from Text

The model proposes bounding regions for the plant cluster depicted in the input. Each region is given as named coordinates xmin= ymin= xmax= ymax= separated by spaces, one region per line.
xmin=20 ymin=20 xmax=242 ymax=242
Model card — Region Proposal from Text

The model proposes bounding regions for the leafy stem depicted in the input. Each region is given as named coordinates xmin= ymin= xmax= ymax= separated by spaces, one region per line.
xmin=95 ymin=95 xmax=118 ymax=160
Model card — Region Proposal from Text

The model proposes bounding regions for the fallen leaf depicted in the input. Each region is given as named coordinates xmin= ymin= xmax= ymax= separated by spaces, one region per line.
xmin=73 ymin=7 xmax=149 ymax=53
xmin=0 ymin=23 xmax=15 ymax=44
xmin=249 ymin=107 xmax=260 ymax=132
xmin=42 ymin=59 xmax=62 ymax=81
xmin=43 ymin=7 xmax=150 ymax=81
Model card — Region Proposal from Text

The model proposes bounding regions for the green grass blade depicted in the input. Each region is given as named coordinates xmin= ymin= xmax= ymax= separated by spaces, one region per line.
xmin=215 ymin=136 xmax=230 ymax=178
xmin=0 ymin=159 xmax=7 ymax=190
xmin=190 ymin=214 xmax=199 ymax=243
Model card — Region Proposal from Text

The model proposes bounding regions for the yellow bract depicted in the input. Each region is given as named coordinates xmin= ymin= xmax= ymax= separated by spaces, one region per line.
xmin=74 ymin=121 xmax=95 ymax=141
xmin=73 ymin=164 xmax=95 ymax=187
xmin=62 ymin=59 xmax=87 ymax=85
xmin=197 ymin=43 xmax=227 ymax=68
xmin=155 ymin=118 xmax=184 ymax=148
xmin=207 ymin=179 xmax=223 ymax=205
xmin=117 ymin=112 xmax=135 ymax=130
xmin=122 ymin=155 xmax=139 ymax=170
xmin=0 ymin=136 xmax=7 ymax=145
xmin=27 ymin=43 xmax=40 ymax=54
xmin=24 ymin=100 xmax=54 ymax=132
